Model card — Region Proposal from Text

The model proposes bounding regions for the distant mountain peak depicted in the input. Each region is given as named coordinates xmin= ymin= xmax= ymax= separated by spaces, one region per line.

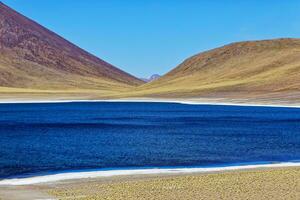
xmin=140 ymin=74 xmax=161 ymax=82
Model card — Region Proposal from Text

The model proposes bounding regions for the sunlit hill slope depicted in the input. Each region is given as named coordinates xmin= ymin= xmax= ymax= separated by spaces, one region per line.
xmin=0 ymin=2 xmax=143 ymax=99
xmin=123 ymin=38 xmax=300 ymax=103
xmin=1 ymin=2 xmax=300 ymax=104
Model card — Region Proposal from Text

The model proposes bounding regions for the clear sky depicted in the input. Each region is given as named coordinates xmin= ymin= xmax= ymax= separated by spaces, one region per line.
xmin=2 ymin=0 xmax=300 ymax=78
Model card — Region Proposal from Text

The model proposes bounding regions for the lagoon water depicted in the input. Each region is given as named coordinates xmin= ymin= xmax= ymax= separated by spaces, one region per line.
xmin=0 ymin=102 xmax=300 ymax=179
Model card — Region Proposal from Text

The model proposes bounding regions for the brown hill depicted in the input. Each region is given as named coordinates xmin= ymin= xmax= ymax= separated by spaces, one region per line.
xmin=1 ymin=2 xmax=300 ymax=104
xmin=0 ymin=2 xmax=143 ymax=99
xmin=125 ymin=38 xmax=300 ymax=103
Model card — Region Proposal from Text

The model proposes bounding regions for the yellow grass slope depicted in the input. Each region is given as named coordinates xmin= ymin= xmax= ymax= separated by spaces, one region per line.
xmin=1 ymin=1 xmax=300 ymax=103
xmin=124 ymin=38 xmax=300 ymax=102
xmin=0 ymin=2 xmax=143 ymax=99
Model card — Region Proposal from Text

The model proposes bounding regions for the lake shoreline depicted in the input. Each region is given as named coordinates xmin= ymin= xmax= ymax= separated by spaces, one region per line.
xmin=0 ymin=98 xmax=299 ymax=108
xmin=0 ymin=162 xmax=299 ymax=186
xmin=1 ymin=98 xmax=299 ymax=199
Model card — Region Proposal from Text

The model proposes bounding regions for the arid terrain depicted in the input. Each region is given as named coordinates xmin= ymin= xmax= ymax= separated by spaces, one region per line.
xmin=1 ymin=2 xmax=300 ymax=105
xmin=117 ymin=38 xmax=300 ymax=104
xmin=0 ymin=167 xmax=299 ymax=200
xmin=0 ymin=2 xmax=299 ymax=200
xmin=0 ymin=2 xmax=143 ymax=99
xmin=49 ymin=167 xmax=300 ymax=200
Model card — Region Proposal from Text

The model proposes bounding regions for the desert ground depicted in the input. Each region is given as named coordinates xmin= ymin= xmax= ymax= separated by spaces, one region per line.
xmin=0 ymin=167 xmax=299 ymax=200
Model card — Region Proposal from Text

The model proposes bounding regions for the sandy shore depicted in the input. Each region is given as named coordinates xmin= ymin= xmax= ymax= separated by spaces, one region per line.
xmin=49 ymin=167 xmax=300 ymax=200
xmin=0 ymin=167 xmax=298 ymax=200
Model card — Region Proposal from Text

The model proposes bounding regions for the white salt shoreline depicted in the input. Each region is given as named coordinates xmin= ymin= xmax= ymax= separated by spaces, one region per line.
xmin=0 ymin=162 xmax=299 ymax=186
xmin=0 ymin=98 xmax=299 ymax=108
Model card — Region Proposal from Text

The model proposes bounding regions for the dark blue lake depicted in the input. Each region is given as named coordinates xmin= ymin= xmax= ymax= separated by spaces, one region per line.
xmin=0 ymin=102 xmax=300 ymax=178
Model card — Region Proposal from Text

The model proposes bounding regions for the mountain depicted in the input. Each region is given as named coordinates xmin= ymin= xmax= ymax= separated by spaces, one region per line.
xmin=0 ymin=2 xmax=143 ymax=99
xmin=1 ymin=2 xmax=300 ymax=104
xmin=140 ymin=74 xmax=161 ymax=82
xmin=125 ymin=38 xmax=300 ymax=103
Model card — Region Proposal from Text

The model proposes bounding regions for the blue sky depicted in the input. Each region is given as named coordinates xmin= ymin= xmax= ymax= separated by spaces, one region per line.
xmin=2 ymin=0 xmax=300 ymax=77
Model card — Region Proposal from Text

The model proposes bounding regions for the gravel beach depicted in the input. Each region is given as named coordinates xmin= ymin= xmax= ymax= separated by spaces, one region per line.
xmin=48 ymin=167 xmax=300 ymax=200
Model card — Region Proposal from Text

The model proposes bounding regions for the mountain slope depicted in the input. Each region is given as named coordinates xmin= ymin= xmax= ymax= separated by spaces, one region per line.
xmin=0 ymin=2 xmax=143 ymax=96
xmin=125 ymin=38 xmax=300 ymax=102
